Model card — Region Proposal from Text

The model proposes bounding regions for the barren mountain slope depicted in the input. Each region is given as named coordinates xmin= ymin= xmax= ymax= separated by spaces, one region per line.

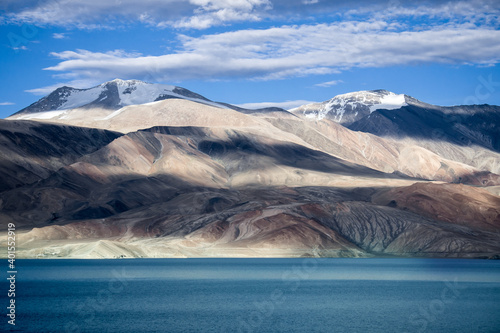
xmin=1 ymin=122 xmax=499 ymax=259
xmin=348 ymin=104 xmax=500 ymax=175
xmin=2 ymin=84 xmax=500 ymax=259
xmin=262 ymin=116 xmax=500 ymax=186
xmin=8 ymin=89 xmax=500 ymax=186
xmin=372 ymin=182 xmax=500 ymax=232
xmin=10 ymin=185 xmax=500 ymax=259
xmin=292 ymin=91 xmax=500 ymax=178
xmin=0 ymin=125 xmax=416 ymax=228
xmin=0 ymin=120 xmax=121 ymax=192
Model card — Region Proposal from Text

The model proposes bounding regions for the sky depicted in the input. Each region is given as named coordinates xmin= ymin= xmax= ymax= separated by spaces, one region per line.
xmin=0 ymin=0 xmax=499 ymax=118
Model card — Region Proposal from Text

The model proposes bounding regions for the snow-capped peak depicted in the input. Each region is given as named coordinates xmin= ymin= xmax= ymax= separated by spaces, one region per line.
xmin=55 ymin=79 xmax=175 ymax=111
xmin=290 ymin=90 xmax=408 ymax=125
xmin=332 ymin=90 xmax=407 ymax=113
xmin=108 ymin=78 xmax=138 ymax=84
xmin=12 ymin=79 xmax=226 ymax=117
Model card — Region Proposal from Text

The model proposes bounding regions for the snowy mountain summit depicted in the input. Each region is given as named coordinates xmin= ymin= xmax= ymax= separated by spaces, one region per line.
xmin=13 ymin=79 xmax=221 ymax=117
xmin=291 ymin=90 xmax=408 ymax=125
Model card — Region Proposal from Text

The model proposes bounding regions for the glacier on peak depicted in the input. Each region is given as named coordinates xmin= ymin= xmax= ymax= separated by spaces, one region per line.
xmin=290 ymin=90 xmax=408 ymax=125
xmin=368 ymin=91 xmax=407 ymax=112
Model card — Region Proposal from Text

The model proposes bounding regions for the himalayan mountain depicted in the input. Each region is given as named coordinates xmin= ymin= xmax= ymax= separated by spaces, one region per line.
xmin=1 ymin=79 xmax=499 ymax=259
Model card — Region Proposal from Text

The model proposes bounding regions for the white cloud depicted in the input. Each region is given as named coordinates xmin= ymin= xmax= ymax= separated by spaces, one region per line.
xmin=315 ymin=80 xmax=343 ymax=87
xmin=4 ymin=0 xmax=179 ymax=28
xmin=4 ymin=0 xmax=497 ymax=30
xmin=3 ymin=0 xmax=273 ymax=29
xmin=0 ymin=102 xmax=15 ymax=106
xmin=52 ymin=32 xmax=68 ymax=39
xmin=8 ymin=1 xmax=499 ymax=94
xmin=349 ymin=0 xmax=500 ymax=26
xmin=236 ymin=100 xmax=317 ymax=110
xmin=167 ymin=0 xmax=272 ymax=29
xmin=33 ymin=21 xmax=500 ymax=93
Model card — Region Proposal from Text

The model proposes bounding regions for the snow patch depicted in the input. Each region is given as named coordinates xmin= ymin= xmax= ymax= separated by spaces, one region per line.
xmin=142 ymin=100 xmax=164 ymax=106
xmin=29 ymin=79 xmax=228 ymax=114
xmin=116 ymin=81 xmax=175 ymax=106
xmin=369 ymin=93 xmax=407 ymax=112
xmin=58 ymin=88 xmax=101 ymax=110
xmin=294 ymin=90 xmax=408 ymax=122
xmin=16 ymin=110 xmax=67 ymax=120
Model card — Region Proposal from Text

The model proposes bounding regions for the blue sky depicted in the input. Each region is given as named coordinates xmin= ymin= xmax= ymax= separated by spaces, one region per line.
xmin=1 ymin=0 xmax=499 ymax=118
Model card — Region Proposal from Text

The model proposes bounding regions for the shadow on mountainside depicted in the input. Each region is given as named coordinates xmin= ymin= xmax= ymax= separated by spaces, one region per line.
xmin=348 ymin=105 xmax=500 ymax=152
xmin=143 ymin=126 xmax=407 ymax=180
xmin=0 ymin=119 xmax=122 ymax=192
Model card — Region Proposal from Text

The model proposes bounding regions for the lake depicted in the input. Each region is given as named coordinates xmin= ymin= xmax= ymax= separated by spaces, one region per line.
xmin=2 ymin=258 xmax=500 ymax=332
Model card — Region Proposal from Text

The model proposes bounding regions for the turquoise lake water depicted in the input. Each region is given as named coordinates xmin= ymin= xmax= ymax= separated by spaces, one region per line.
xmin=2 ymin=258 xmax=500 ymax=332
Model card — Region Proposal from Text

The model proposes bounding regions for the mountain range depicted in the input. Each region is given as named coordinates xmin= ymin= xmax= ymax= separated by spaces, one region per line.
xmin=2 ymin=79 xmax=499 ymax=259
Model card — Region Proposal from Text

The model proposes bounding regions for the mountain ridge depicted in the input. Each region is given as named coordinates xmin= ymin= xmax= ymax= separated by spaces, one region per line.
xmin=2 ymin=79 xmax=500 ymax=259
xmin=2 ymin=121 xmax=499 ymax=259
xmin=11 ymin=79 xmax=226 ymax=117
xmin=290 ymin=89 xmax=410 ymax=125
xmin=10 ymin=80 xmax=498 ymax=121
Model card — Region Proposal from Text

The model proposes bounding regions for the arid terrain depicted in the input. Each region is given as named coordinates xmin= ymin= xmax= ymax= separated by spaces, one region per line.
xmin=2 ymin=80 xmax=499 ymax=259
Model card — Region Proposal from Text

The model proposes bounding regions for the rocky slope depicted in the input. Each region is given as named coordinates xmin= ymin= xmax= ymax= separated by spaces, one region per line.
xmin=349 ymin=103 xmax=500 ymax=151
xmin=9 ymin=184 xmax=500 ymax=259
xmin=0 ymin=122 xmax=498 ymax=259
xmin=262 ymin=116 xmax=500 ymax=186
xmin=291 ymin=90 xmax=500 ymax=179
xmin=1 ymin=82 xmax=500 ymax=259
xmin=0 ymin=120 xmax=121 ymax=192
xmin=7 ymin=97 xmax=500 ymax=186
xmin=348 ymin=104 xmax=500 ymax=174
xmin=372 ymin=182 xmax=500 ymax=232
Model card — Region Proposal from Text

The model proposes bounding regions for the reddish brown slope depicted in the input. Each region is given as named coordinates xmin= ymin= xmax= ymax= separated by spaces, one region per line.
xmin=373 ymin=183 xmax=500 ymax=232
